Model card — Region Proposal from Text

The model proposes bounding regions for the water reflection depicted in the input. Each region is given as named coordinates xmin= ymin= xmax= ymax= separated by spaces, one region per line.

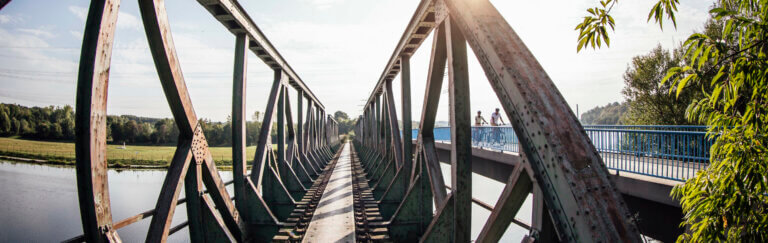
xmin=439 ymin=163 xmax=533 ymax=242
xmin=0 ymin=160 xmax=528 ymax=242
xmin=0 ymin=160 xmax=232 ymax=242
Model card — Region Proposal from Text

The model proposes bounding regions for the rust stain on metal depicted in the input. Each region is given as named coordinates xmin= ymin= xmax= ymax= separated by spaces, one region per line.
xmin=191 ymin=124 xmax=209 ymax=165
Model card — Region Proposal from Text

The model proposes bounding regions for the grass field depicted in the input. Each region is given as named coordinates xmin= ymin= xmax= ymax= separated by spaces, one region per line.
xmin=0 ymin=137 xmax=272 ymax=167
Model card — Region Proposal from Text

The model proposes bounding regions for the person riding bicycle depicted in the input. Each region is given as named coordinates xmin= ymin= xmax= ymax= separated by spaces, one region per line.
xmin=474 ymin=111 xmax=488 ymax=144
xmin=490 ymin=108 xmax=505 ymax=143
xmin=475 ymin=110 xmax=488 ymax=126
xmin=490 ymin=108 xmax=505 ymax=126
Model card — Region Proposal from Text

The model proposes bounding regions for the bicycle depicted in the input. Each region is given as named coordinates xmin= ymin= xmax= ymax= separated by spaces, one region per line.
xmin=490 ymin=127 xmax=506 ymax=147
xmin=472 ymin=126 xmax=487 ymax=146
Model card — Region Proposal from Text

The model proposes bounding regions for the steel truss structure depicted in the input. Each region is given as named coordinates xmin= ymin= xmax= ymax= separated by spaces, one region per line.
xmin=353 ymin=0 xmax=642 ymax=242
xmin=70 ymin=0 xmax=340 ymax=242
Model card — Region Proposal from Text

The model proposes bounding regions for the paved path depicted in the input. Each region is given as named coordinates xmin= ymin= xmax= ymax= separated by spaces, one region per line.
xmin=303 ymin=143 xmax=355 ymax=243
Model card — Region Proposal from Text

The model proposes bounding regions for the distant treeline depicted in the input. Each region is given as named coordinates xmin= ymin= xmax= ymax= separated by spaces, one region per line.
xmin=580 ymin=42 xmax=714 ymax=126
xmin=580 ymin=102 xmax=629 ymax=125
xmin=0 ymin=103 xmax=268 ymax=146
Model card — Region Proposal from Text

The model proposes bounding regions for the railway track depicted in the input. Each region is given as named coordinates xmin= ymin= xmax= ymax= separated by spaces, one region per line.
xmin=272 ymin=149 xmax=342 ymax=242
xmin=350 ymin=145 xmax=392 ymax=242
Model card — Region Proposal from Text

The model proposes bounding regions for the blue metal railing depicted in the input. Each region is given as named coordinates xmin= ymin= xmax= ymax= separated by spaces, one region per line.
xmin=410 ymin=125 xmax=712 ymax=181
xmin=582 ymin=125 xmax=707 ymax=132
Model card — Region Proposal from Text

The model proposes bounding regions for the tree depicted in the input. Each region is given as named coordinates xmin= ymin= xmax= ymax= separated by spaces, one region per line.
xmin=334 ymin=111 xmax=349 ymax=121
xmin=246 ymin=120 xmax=261 ymax=146
xmin=621 ymin=45 xmax=699 ymax=125
xmin=664 ymin=3 xmax=768 ymax=241
xmin=36 ymin=121 xmax=51 ymax=139
xmin=153 ymin=119 xmax=176 ymax=144
xmin=331 ymin=110 xmax=356 ymax=135
xmin=252 ymin=111 xmax=262 ymax=122
xmin=579 ymin=0 xmax=768 ymax=241
xmin=0 ymin=110 xmax=10 ymax=135
xmin=19 ymin=119 xmax=32 ymax=135
xmin=60 ymin=116 xmax=75 ymax=139
xmin=51 ymin=123 xmax=64 ymax=139
xmin=580 ymin=102 xmax=628 ymax=125
xmin=11 ymin=118 xmax=19 ymax=135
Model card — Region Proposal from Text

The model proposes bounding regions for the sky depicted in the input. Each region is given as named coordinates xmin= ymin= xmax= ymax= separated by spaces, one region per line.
xmin=0 ymin=0 xmax=713 ymax=123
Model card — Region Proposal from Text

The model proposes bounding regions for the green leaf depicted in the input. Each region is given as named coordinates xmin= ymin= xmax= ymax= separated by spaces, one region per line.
xmin=676 ymin=73 xmax=696 ymax=98
xmin=700 ymin=45 xmax=713 ymax=70
xmin=711 ymin=85 xmax=723 ymax=105
xmin=711 ymin=66 xmax=727 ymax=86
xmin=608 ymin=15 xmax=616 ymax=29
xmin=577 ymin=37 xmax=588 ymax=52
xmin=724 ymin=19 xmax=734 ymax=35
xmin=709 ymin=8 xmax=724 ymax=14
xmin=648 ymin=2 xmax=661 ymax=22
xmin=661 ymin=67 xmax=681 ymax=85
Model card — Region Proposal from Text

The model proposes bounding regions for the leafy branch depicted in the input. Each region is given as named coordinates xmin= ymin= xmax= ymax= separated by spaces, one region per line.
xmin=648 ymin=0 xmax=680 ymax=30
xmin=576 ymin=0 xmax=681 ymax=52
xmin=575 ymin=0 xmax=617 ymax=52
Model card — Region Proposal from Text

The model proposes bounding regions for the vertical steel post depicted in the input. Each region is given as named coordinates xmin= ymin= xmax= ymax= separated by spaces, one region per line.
xmin=297 ymin=90 xmax=304 ymax=153
xmin=446 ymin=17 xmax=472 ymax=243
xmin=383 ymin=93 xmax=391 ymax=162
xmin=320 ymin=110 xmax=325 ymax=147
xmin=277 ymin=84 xmax=285 ymax=167
xmin=231 ymin=33 xmax=249 ymax=220
xmin=367 ymin=107 xmax=372 ymax=148
xmin=375 ymin=95 xmax=382 ymax=154
xmin=317 ymin=106 xmax=322 ymax=148
xmin=400 ymin=55 xmax=413 ymax=172
xmin=304 ymin=99 xmax=315 ymax=153
xmin=308 ymin=100 xmax=315 ymax=151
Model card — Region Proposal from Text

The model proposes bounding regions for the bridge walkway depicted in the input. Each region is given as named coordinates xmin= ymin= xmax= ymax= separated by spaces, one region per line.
xmin=302 ymin=143 xmax=356 ymax=242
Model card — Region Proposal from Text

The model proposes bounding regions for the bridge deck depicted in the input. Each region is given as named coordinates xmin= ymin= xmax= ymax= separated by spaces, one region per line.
xmin=600 ymin=152 xmax=705 ymax=181
xmin=303 ymin=143 xmax=356 ymax=243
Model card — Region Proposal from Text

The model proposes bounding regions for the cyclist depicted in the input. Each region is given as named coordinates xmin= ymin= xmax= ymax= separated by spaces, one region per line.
xmin=474 ymin=111 xmax=488 ymax=144
xmin=490 ymin=108 xmax=505 ymax=126
xmin=475 ymin=110 xmax=488 ymax=126
xmin=490 ymin=108 xmax=506 ymax=144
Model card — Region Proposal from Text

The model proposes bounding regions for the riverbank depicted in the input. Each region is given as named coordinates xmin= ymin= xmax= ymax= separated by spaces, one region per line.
xmin=0 ymin=155 xmax=172 ymax=169
xmin=0 ymin=137 xmax=264 ymax=169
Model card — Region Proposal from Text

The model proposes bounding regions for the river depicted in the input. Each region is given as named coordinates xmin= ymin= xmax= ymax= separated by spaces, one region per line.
xmin=0 ymin=160 xmax=530 ymax=242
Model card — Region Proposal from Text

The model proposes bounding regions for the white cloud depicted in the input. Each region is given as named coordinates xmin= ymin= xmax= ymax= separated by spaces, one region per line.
xmin=17 ymin=28 xmax=55 ymax=38
xmin=306 ymin=0 xmax=345 ymax=10
xmin=0 ymin=14 xmax=14 ymax=24
xmin=117 ymin=11 xmax=141 ymax=30
xmin=0 ymin=27 xmax=78 ymax=107
xmin=68 ymin=6 xmax=87 ymax=22
xmin=69 ymin=30 xmax=82 ymax=39
xmin=68 ymin=5 xmax=140 ymax=30
xmin=0 ymin=27 xmax=49 ymax=48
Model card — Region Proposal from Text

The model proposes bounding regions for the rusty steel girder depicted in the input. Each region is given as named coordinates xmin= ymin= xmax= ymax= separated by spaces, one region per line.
xmin=354 ymin=0 xmax=641 ymax=242
xmin=0 ymin=0 xmax=10 ymax=10
xmin=71 ymin=0 xmax=340 ymax=242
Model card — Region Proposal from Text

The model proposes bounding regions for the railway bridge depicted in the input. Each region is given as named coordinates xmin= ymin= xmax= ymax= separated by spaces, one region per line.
xmin=66 ymin=0 xmax=703 ymax=242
